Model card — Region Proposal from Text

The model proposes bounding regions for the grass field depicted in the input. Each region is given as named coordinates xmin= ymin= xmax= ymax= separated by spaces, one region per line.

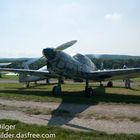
xmin=0 ymin=74 xmax=18 ymax=80
xmin=0 ymin=76 xmax=140 ymax=139
xmin=0 ymin=80 xmax=139 ymax=104
xmin=0 ymin=119 xmax=139 ymax=140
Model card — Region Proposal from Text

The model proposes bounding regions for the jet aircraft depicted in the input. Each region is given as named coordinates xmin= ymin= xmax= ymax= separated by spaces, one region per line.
xmin=0 ymin=40 xmax=140 ymax=97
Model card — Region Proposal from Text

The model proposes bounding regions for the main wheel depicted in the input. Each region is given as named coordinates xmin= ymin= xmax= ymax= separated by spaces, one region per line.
xmin=84 ymin=87 xmax=93 ymax=97
xmin=61 ymin=79 xmax=64 ymax=84
xmin=46 ymin=79 xmax=50 ymax=84
xmin=52 ymin=86 xmax=62 ymax=95
xmin=26 ymin=82 xmax=30 ymax=88
xmin=100 ymin=83 xmax=103 ymax=87
xmin=107 ymin=81 xmax=113 ymax=87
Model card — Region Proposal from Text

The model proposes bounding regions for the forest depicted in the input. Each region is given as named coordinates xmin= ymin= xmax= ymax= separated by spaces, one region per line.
xmin=0 ymin=55 xmax=140 ymax=70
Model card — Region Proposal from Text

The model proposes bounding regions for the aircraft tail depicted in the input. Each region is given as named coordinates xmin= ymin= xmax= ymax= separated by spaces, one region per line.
xmin=100 ymin=62 xmax=104 ymax=70
xmin=19 ymin=59 xmax=37 ymax=83
xmin=19 ymin=58 xmax=44 ymax=83
xmin=18 ymin=60 xmax=30 ymax=83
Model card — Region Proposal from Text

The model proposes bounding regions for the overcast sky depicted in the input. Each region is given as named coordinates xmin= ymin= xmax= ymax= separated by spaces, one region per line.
xmin=0 ymin=0 xmax=140 ymax=58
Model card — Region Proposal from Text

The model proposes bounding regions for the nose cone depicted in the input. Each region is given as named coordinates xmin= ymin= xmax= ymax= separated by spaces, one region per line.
xmin=42 ymin=48 xmax=56 ymax=60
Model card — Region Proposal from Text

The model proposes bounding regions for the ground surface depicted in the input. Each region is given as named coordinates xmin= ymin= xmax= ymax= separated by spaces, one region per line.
xmin=0 ymin=77 xmax=140 ymax=135
xmin=0 ymin=99 xmax=140 ymax=134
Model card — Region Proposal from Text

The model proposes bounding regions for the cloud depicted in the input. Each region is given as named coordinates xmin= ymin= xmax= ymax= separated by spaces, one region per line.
xmin=104 ymin=13 xmax=121 ymax=23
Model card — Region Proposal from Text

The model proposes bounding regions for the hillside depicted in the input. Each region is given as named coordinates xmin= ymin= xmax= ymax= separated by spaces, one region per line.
xmin=86 ymin=54 xmax=140 ymax=60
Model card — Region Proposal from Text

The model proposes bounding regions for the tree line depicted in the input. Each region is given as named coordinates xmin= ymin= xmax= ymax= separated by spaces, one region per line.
xmin=1 ymin=58 xmax=140 ymax=69
xmin=90 ymin=58 xmax=140 ymax=69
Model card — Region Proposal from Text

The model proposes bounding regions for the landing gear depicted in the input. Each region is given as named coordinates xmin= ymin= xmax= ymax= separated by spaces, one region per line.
xmin=60 ymin=79 xmax=64 ymax=84
xmin=52 ymin=86 xmax=61 ymax=95
xmin=46 ymin=78 xmax=50 ymax=84
xmin=52 ymin=78 xmax=62 ymax=95
xmin=100 ymin=81 xmax=103 ymax=87
xmin=26 ymin=82 xmax=30 ymax=88
xmin=34 ymin=81 xmax=37 ymax=85
xmin=107 ymin=81 xmax=113 ymax=87
xmin=84 ymin=80 xmax=93 ymax=97
xmin=85 ymin=87 xmax=93 ymax=97
xmin=125 ymin=79 xmax=131 ymax=88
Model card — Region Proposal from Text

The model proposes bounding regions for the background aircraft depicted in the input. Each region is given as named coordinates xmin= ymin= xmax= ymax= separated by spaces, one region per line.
xmin=0 ymin=40 xmax=140 ymax=97
xmin=19 ymin=58 xmax=50 ymax=88
xmin=0 ymin=63 xmax=11 ymax=78
xmin=0 ymin=63 xmax=11 ymax=67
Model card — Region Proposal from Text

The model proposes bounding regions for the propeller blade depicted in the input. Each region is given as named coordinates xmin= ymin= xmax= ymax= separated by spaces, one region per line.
xmin=55 ymin=40 xmax=77 ymax=51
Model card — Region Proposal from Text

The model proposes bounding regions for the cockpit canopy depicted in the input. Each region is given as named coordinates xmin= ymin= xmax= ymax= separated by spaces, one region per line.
xmin=73 ymin=53 xmax=97 ymax=69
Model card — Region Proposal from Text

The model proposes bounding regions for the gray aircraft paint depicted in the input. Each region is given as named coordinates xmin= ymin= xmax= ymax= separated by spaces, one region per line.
xmin=44 ymin=49 xmax=97 ymax=79
xmin=43 ymin=47 xmax=140 ymax=81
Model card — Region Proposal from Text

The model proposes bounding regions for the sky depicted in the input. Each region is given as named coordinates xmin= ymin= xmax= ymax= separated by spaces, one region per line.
xmin=0 ymin=0 xmax=140 ymax=58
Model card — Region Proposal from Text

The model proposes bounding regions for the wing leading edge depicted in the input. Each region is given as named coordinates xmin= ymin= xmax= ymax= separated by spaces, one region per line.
xmin=1 ymin=68 xmax=140 ymax=82
xmin=82 ymin=68 xmax=140 ymax=81
xmin=0 ymin=68 xmax=57 ymax=78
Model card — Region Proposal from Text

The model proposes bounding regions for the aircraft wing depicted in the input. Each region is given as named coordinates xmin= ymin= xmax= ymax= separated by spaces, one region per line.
xmin=0 ymin=68 xmax=57 ymax=78
xmin=0 ymin=63 xmax=11 ymax=66
xmin=83 ymin=68 xmax=140 ymax=81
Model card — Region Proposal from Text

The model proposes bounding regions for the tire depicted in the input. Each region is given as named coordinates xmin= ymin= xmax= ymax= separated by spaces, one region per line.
xmin=61 ymin=79 xmax=64 ymax=84
xmin=107 ymin=81 xmax=113 ymax=87
xmin=52 ymin=86 xmax=61 ymax=95
xmin=100 ymin=84 xmax=103 ymax=87
xmin=84 ymin=87 xmax=93 ymax=97
xmin=26 ymin=83 xmax=30 ymax=88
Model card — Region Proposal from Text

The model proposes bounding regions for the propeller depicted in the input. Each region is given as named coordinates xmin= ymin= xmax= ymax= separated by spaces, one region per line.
xmin=55 ymin=40 xmax=77 ymax=51
xmin=43 ymin=40 xmax=77 ymax=61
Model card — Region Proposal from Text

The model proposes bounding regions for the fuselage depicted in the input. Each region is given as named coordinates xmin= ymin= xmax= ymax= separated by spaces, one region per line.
xmin=43 ymin=48 xmax=97 ymax=79
xmin=19 ymin=66 xmax=48 ymax=83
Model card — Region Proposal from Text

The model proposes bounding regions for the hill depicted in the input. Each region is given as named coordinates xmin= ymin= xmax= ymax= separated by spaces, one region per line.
xmin=86 ymin=54 xmax=140 ymax=60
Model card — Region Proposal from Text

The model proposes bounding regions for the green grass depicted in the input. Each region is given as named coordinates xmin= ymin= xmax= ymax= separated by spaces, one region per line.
xmin=0 ymin=81 xmax=140 ymax=104
xmin=0 ymin=77 xmax=140 ymax=139
xmin=0 ymin=74 xmax=18 ymax=80
xmin=0 ymin=75 xmax=140 ymax=104
xmin=0 ymin=119 xmax=139 ymax=140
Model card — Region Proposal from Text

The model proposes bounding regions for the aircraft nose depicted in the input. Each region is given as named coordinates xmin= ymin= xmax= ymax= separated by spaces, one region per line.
xmin=42 ymin=48 xmax=56 ymax=60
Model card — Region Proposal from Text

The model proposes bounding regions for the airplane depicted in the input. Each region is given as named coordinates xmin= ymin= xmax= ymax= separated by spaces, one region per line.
xmin=19 ymin=58 xmax=50 ymax=88
xmin=0 ymin=40 xmax=140 ymax=97
xmin=0 ymin=63 xmax=11 ymax=78
xmin=19 ymin=57 xmax=65 ymax=88
xmin=0 ymin=63 xmax=11 ymax=67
